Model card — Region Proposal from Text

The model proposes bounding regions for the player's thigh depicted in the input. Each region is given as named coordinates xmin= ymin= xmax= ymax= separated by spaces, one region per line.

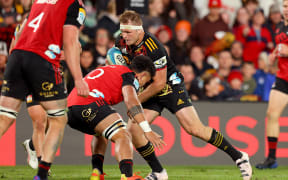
xmin=268 ymin=78 xmax=288 ymax=115
xmin=22 ymin=51 xmax=67 ymax=102
xmin=175 ymin=106 xmax=205 ymax=132
xmin=67 ymin=101 xmax=118 ymax=135
xmin=2 ymin=50 xmax=29 ymax=101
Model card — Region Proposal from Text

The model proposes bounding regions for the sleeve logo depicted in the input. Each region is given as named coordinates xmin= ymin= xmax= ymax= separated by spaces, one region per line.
xmin=77 ymin=8 xmax=86 ymax=25
xmin=154 ymin=56 xmax=167 ymax=69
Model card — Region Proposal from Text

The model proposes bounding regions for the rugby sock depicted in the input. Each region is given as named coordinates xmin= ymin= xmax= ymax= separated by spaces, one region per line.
xmin=119 ymin=159 xmax=133 ymax=177
xmin=38 ymin=156 xmax=41 ymax=162
xmin=208 ymin=129 xmax=242 ymax=161
xmin=267 ymin=137 xmax=278 ymax=159
xmin=92 ymin=154 xmax=104 ymax=174
xmin=136 ymin=142 xmax=163 ymax=173
xmin=29 ymin=138 xmax=35 ymax=151
xmin=37 ymin=161 xmax=51 ymax=179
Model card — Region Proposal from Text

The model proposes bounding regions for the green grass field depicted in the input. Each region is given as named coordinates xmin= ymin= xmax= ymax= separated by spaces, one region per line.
xmin=0 ymin=165 xmax=287 ymax=180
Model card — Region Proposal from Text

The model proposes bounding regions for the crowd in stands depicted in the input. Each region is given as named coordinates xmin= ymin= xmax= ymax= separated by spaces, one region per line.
xmin=0 ymin=0 xmax=284 ymax=101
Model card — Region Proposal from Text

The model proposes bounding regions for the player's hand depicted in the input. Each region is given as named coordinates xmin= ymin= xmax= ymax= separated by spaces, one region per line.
xmin=144 ymin=131 xmax=166 ymax=150
xmin=75 ymin=79 xmax=89 ymax=97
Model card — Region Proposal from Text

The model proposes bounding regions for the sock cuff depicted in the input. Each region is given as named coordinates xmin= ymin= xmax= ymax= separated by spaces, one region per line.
xmin=92 ymin=154 xmax=104 ymax=162
xmin=136 ymin=142 xmax=154 ymax=157
xmin=268 ymin=137 xmax=278 ymax=142
xmin=119 ymin=159 xmax=133 ymax=166
xmin=39 ymin=161 xmax=51 ymax=170
xmin=136 ymin=142 xmax=151 ymax=152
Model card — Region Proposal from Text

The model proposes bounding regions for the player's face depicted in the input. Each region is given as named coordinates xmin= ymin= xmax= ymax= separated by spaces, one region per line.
xmin=136 ymin=71 xmax=151 ymax=87
xmin=283 ymin=1 xmax=288 ymax=21
xmin=121 ymin=28 xmax=140 ymax=46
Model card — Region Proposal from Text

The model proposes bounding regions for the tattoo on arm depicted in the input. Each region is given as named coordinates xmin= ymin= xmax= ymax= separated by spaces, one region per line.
xmin=127 ymin=105 xmax=144 ymax=119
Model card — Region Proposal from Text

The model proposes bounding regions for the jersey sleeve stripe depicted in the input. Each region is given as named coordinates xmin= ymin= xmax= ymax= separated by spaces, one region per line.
xmin=145 ymin=41 xmax=153 ymax=52
xmin=147 ymin=39 xmax=156 ymax=50
xmin=149 ymin=37 xmax=158 ymax=49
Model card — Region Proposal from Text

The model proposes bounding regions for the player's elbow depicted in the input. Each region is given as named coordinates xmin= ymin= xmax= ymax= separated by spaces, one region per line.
xmin=155 ymin=80 xmax=166 ymax=92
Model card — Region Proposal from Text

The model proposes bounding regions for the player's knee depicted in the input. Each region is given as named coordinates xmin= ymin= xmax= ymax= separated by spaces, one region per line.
xmin=0 ymin=106 xmax=18 ymax=119
xmin=46 ymin=108 xmax=67 ymax=118
xmin=184 ymin=126 xmax=202 ymax=137
xmin=34 ymin=119 xmax=46 ymax=131
xmin=102 ymin=119 xmax=127 ymax=140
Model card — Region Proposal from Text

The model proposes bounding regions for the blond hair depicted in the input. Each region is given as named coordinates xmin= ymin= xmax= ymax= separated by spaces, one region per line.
xmin=119 ymin=10 xmax=143 ymax=25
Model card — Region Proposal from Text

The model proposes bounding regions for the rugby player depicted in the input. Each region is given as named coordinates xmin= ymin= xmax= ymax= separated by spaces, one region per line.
xmin=67 ymin=55 xmax=165 ymax=180
xmin=91 ymin=10 xmax=252 ymax=180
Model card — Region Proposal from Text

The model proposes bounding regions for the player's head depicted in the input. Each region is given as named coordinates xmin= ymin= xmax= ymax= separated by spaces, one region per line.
xmin=119 ymin=10 xmax=144 ymax=46
xmin=130 ymin=55 xmax=156 ymax=87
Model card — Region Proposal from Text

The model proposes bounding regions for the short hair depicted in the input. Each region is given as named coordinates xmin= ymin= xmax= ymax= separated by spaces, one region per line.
xmin=119 ymin=10 xmax=143 ymax=25
xmin=130 ymin=55 xmax=156 ymax=77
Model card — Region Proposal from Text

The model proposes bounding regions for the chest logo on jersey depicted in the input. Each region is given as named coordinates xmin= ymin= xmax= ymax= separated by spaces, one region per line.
xmin=276 ymin=32 xmax=288 ymax=43
xmin=77 ymin=8 xmax=86 ymax=25
xmin=36 ymin=0 xmax=58 ymax=4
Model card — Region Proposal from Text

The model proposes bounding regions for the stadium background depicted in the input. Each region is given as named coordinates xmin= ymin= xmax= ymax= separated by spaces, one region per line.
xmin=0 ymin=0 xmax=288 ymax=168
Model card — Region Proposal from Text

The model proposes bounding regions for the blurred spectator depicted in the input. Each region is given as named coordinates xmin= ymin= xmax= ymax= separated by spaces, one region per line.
xmin=83 ymin=0 xmax=97 ymax=28
xmin=264 ymin=3 xmax=282 ymax=45
xmin=233 ymin=7 xmax=250 ymax=35
xmin=191 ymin=0 xmax=229 ymax=50
xmin=19 ymin=0 xmax=32 ymax=14
xmin=261 ymin=60 xmax=277 ymax=101
xmin=0 ymin=0 xmax=22 ymax=27
xmin=205 ymin=31 xmax=235 ymax=56
xmin=162 ymin=0 xmax=198 ymax=29
xmin=230 ymin=41 xmax=244 ymax=69
xmin=168 ymin=20 xmax=192 ymax=65
xmin=242 ymin=0 xmax=259 ymax=18
xmin=187 ymin=46 xmax=214 ymax=77
xmin=236 ymin=8 xmax=273 ymax=68
xmin=155 ymin=25 xmax=173 ymax=45
xmin=241 ymin=61 xmax=256 ymax=94
xmin=200 ymin=72 xmax=242 ymax=101
xmin=92 ymin=28 xmax=110 ymax=67
xmin=227 ymin=70 xmax=243 ymax=91
xmin=142 ymin=0 xmax=165 ymax=34
xmin=0 ymin=41 xmax=7 ymax=88
xmin=178 ymin=63 xmax=203 ymax=101
xmin=92 ymin=0 xmax=119 ymax=39
xmin=253 ymin=52 xmax=273 ymax=101
xmin=217 ymin=50 xmax=233 ymax=79
xmin=0 ymin=0 xmax=23 ymax=48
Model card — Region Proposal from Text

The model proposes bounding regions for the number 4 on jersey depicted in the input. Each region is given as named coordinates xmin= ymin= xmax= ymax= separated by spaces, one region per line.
xmin=28 ymin=12 xmax=44 ymax=32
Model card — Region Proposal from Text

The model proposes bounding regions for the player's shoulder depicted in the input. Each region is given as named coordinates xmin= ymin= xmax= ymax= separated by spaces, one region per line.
xmin=142 ymin=32 xmax=163 ymax=53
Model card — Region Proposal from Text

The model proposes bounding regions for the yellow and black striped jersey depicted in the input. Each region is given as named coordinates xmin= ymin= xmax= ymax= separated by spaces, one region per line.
xmin=115 ymin=32 xmax=178 ymax=81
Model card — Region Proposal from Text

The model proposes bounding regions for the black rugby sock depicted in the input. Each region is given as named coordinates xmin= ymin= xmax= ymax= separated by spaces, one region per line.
xmin=136 ymin=142 xmax=163 ymax=173
xmin=37 ymin=161 xmax=51 ymax=179
xmin=29 ymin=138 xmax=35 ymax=151
xmin=119 ymin=159 xmax=133 ymax=177
xmin=208 ymin=129 xmax=242 ymax=161
xmin=92 ymin=154 xmax=104 ymax=174
xmin=267 ymin=137 xmax=278 ymax=159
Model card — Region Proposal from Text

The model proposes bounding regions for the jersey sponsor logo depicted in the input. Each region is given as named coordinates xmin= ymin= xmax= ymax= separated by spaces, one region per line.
xmin=42 ymin=82 xmax=54 ymax=91
xmin=81 ymin=108 xmax=97 ymax=122
xmin=36 ymin=0 xmax=58 ymax=4
xmin=77 ymin=8 xmax=86 ymax=25
xmin=89 ymin=89 xmax=105 ymax=99
xmin=145 ymin=37 xmax=158 ymax=52
xmin=26 ymin=95 xmax=33 ymax=103
xmin=45 ymin=44 xmax=60 ymax=59
xmin=169 ymin=72 xmax=181 ymax=85
xmin=154 ymin=56 xmax=167 ymax=69
xmin=158 ymin=84 xmax=172 ymax=96
xmin=133 ymin=78 xmax=139 ymax=91
xmin=177 ymin=98 xmax=184 ymax=105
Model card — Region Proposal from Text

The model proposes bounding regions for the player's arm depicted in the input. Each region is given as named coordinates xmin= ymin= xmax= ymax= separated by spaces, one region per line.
xmin=138 ymin=64 xmax=167 ymax=103
xmin=63 ymin=2 xmax=89 ymax=97
xmin=9 ymin=18 xmax=27 ymax=54
xmin=122 ymin=85 xmax=165 ymax=149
